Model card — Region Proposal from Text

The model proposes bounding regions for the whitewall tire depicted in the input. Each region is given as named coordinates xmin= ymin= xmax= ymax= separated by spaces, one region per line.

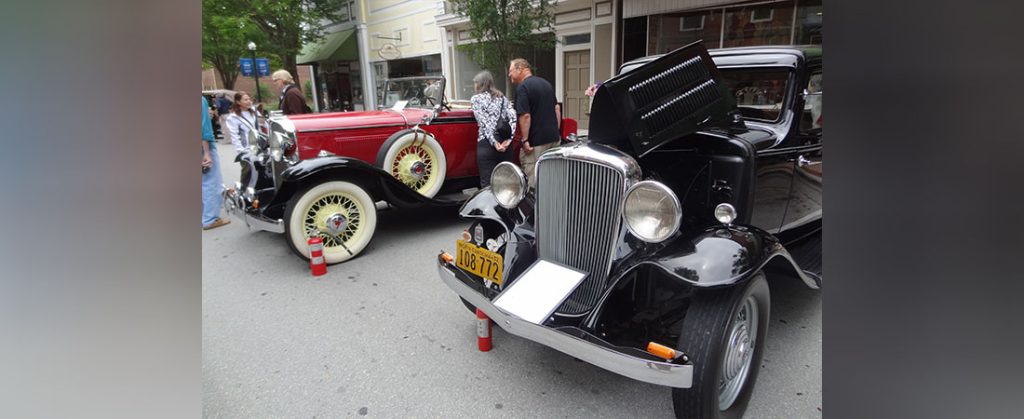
xmin=377 ymin=129 xmax=447 ymax=198
xmin=284 ymin=180 xmax=378 ymax=264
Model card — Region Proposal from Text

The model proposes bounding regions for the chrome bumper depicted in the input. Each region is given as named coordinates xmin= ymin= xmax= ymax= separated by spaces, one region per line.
xmin=221 ymin=187 xmax=285 ymax=233
xmin=436 ymin=254 xmax=693 ymax=388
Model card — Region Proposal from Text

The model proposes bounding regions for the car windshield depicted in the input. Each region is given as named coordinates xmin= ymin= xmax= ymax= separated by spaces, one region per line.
xmin=718 ymin=68 xmax=791 ymax=122
xmin=381 ymin=77 xmax=444 ymax=109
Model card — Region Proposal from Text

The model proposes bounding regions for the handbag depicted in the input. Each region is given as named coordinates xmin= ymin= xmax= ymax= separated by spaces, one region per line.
xmin=493 ymin=97 xmax=513 ymax=142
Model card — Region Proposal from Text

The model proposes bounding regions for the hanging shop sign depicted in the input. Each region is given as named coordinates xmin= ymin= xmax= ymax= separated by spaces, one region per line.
xmin=378 ymin=43 xmax=401 ymax=60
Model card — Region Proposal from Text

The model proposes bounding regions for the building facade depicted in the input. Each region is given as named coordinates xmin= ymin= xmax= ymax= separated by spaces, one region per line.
xmin=293 ymin=0 xmax=822 ymax=118
xmin=621 ymin=0 xmax=823 ymax=63
xmin=436 ymin=0 xmax=620 ymax=130
xmin=297 ymin=0 xmax=448 ymax=112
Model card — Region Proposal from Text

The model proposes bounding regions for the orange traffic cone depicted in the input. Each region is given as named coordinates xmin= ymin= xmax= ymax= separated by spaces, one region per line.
xmin=308 ymin=236 xmax=327 ymax=276
xmin=476 ymin=308 xmax=492 ymax=351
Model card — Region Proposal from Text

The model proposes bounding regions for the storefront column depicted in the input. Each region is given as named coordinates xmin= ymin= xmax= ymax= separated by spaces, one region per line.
xmin=308 ymin=64 xmax=320 ymax=112
xmin=439 ymin=28 xmax=453 ymax=100
xmin=357 ymin=23 xmax=376 ymax=110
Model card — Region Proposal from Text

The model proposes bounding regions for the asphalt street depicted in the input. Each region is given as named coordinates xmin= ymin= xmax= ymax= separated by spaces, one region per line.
xmin=202 ymin=143 xmax=822 ymax=418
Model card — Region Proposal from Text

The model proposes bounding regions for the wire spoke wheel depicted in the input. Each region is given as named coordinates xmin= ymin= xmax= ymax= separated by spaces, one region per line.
xmin=376 ymin=130 xmax=447 ymax=198
xmin=285 ymin=181 xmax=378 ymax=264
xmin=391 ymin=144 xmax=435 ymax=191
xmin=303 ymin=192 xmax=363 ymax=249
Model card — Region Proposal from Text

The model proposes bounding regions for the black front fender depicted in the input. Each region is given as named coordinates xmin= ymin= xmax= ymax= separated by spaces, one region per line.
xmin=645 ymin=224 xmax=778 ymax=287
xmin=610 ymin=223 xmax=819 ymax=290
xmin=262 ymin=156 xmax=462 ymax=216
xmin=457 ymin=188 xmax=534 ymax=233
xmin=458 ymin=190 xmax=539 ymax=289
xmin=609 ymin=224 xmax=782 ymax=289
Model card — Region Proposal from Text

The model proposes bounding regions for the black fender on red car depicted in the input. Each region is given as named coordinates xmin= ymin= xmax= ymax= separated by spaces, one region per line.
xmin=259 ymin=156 xmax=461 ymax=219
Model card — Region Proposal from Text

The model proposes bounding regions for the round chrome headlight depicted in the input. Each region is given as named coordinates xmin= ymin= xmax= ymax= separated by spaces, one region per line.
xmin=490 ymin=162 xmax=526 ymax=209
xmin=623 ymin=181 xmax=682 ymax=243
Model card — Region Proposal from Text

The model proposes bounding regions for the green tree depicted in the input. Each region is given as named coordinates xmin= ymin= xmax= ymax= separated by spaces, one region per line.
xmin=450 ymin=0 xmax=556 ymax=74
xmin=202 ymin=0 xmax=265 ymax=90
xmin=227 ymin=0 xmax=345 ymax=86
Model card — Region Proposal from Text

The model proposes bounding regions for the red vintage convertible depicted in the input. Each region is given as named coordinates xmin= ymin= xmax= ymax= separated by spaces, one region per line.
xmin=222 ymin=76 xmax=578 ymax=264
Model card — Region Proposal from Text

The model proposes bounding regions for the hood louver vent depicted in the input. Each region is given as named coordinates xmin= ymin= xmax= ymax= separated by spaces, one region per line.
xmin=588 ymin=41 xmax=735 ymax=156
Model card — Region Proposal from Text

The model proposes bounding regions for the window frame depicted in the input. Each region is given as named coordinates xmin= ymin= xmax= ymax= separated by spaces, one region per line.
xmin=751 ymin=7 xmax=774 ymax=23
xmin=679 ymin=15 xmax=705 ymax=31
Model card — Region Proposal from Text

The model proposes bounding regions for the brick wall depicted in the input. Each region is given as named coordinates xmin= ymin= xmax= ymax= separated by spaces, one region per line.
xmin=201 ymin=65 xmax=313 ymax=104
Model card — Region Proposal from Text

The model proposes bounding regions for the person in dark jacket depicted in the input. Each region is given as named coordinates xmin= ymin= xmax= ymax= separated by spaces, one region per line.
xmin=508 ymin=58 xmax=560 ymax=188
xmin=271 ymin=69 xmax=309 ymax=115
xmin=215 ymin=92 xmax=232 ymax=143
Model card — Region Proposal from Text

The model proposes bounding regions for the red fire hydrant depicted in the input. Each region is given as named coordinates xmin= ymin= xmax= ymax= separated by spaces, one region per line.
xmin=308 ymin=236 xmax=327 ymax=277
xmin=476 ymin=308 xmax=492 ymax=352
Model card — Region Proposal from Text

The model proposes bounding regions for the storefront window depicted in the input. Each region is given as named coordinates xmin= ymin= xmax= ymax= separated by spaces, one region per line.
xmin=650 ymin=10 xmax=722 ymax=54
xmin=374 ymin=62 xmax=388 ymax=106
xmin=454 ymin=48 xmax=483 ymax=100
xmin=423 ymin=54 xmax=442 ymax=76
xmin=795 ymin=0 xmax=823 ymax=45
xmin=723 ymin=1 xmax=794 ymax=48
xmin=621 ymin=16 xmax=648 ymax=63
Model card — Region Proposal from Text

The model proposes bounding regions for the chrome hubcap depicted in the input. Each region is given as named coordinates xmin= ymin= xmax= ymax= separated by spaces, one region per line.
xmin=305 ymin=193 xmax=362 ymax=248
xmin=392 ymin=145 xmax=434 ymax=190
xmin=409 ymin=161 xmax=426 ymax=181
xmin=323 ymin=213 xmax=348 ymax=237
xmin=719 ymin=295 xmax=758 ymax=411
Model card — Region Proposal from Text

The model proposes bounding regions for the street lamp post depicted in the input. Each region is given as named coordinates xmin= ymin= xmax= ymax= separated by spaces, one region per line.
xmin=247 ymin=41 xmax=262 ymax=104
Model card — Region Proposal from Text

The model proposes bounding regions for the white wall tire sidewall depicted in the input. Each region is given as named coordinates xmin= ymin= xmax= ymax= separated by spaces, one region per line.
xmin=287 ymin=181 xmax=377 ymax=264
xmin=382 ymin=131 xmax=446 ymax=198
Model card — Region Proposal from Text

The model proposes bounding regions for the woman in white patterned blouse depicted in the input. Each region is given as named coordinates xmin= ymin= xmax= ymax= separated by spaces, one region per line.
xmin=470 ymin=70 xmax=517 ymax=188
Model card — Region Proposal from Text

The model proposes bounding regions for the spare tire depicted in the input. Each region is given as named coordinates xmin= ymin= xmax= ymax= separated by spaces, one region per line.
xmin=375 ymin=129 xmax=447 ymax=198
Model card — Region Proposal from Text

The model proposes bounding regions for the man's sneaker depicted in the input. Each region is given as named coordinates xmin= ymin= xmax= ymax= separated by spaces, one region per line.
xmin=203 ymin=218 xmax=231 ymax=230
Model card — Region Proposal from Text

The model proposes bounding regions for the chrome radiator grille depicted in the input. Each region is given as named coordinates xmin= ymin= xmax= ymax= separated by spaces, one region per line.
xmin=536 ymin=157 xmax=626 ymax=315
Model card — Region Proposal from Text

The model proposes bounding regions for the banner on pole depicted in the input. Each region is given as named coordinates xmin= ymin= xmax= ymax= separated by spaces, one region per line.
xmin=256 ymin=58 xmax=270 ymax=77
xmin=239 ymin=58 xmax=254 ymax=77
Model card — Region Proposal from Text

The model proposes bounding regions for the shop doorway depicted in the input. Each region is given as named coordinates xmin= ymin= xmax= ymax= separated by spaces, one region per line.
xmin=563 ymin=50 xmax=590 ymax=129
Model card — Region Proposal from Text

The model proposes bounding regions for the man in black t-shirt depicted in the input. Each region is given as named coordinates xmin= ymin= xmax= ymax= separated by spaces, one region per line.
xmin=508 ymin=58 xmax=560 ymax=188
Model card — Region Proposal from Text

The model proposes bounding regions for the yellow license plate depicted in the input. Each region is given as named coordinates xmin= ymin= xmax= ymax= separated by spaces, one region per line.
xmin=456 ymin=240 xmax=503 ymax=284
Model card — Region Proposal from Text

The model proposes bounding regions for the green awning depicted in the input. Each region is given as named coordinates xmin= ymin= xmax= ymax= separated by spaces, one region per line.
xmin=296 ymin=29 xmax=358 ymax=64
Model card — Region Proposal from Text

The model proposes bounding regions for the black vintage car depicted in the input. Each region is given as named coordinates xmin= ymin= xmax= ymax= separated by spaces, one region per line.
xmin=436 ymin=42 xmax=821 ymax=418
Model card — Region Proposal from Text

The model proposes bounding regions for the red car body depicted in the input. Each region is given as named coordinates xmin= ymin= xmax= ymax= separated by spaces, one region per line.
xmin=287 ymin=106 xmax=578 ymax=183
xmin=222 ymin=77 xmax=580 ymax=265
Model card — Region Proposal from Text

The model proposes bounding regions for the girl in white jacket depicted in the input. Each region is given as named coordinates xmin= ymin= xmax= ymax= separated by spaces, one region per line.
xmin=225 ymin=91 xmax=260 ymax=153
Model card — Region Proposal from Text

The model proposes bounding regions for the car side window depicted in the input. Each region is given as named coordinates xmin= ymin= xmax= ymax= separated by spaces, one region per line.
xmin=719 ymin=68 xmax=790 ymax=122
xmin=800 ymin=72 xmax=823 ymax=132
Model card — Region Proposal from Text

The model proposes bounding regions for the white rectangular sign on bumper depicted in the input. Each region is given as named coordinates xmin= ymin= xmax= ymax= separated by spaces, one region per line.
xmin=493 ymin=260 xmax=587 ymax=324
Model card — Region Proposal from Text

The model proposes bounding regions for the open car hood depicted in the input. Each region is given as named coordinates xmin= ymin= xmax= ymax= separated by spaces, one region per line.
xmin=588 ymin=41 xmax=736 ymax=156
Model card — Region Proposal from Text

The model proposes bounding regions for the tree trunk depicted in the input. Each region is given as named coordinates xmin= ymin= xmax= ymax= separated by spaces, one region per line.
xmin=219 ymin=69 xmax=238 ymax=90
xmin=284 ymin=56 xmax=299 ymax=92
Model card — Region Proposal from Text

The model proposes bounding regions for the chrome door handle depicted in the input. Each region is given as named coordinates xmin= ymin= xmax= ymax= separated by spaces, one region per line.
xmin=797 ymin=155 xmax=812 ymax=167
